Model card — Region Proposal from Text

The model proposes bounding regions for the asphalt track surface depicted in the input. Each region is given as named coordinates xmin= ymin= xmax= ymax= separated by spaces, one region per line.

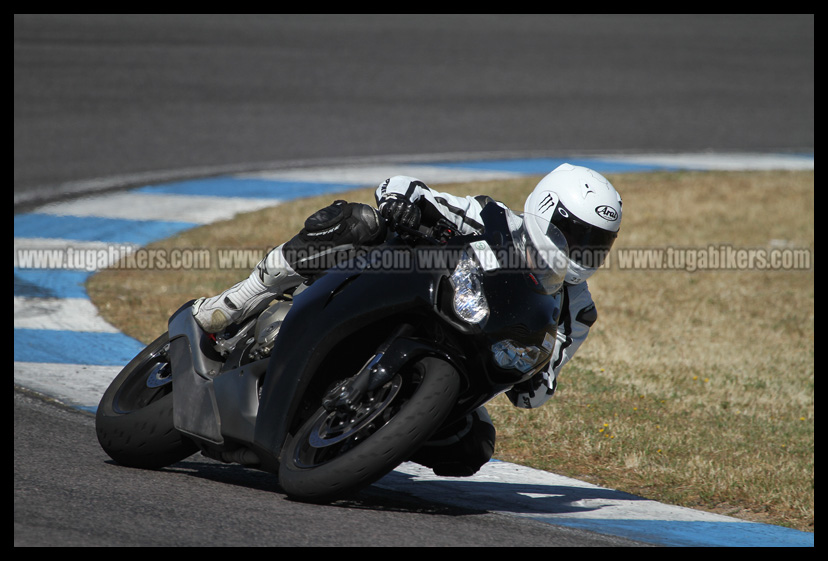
xmin=15 ymin=14 xmax=813 ymax=206
xmin=14 ymin=15 xmax=813 ymax=547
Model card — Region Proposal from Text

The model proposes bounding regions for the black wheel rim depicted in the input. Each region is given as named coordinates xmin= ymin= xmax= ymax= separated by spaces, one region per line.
xmin=291 ymin=373 xmax=411 ymax=469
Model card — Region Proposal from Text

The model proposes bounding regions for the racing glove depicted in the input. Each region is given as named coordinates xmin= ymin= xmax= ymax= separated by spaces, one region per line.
xmin=378 ymin=195 xmax=422 ymax=230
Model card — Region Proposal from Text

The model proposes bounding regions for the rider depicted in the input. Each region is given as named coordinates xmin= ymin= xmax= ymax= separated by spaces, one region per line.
xmin=191 ymin=163 xmax=622 ymax=476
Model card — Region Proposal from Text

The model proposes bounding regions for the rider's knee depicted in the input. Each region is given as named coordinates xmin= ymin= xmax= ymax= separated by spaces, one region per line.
xmin=282 ymin=200 xmax=386 ymax=275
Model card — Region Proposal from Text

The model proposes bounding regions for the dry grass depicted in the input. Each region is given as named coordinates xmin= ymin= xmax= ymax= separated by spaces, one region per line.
xmin=86 ymin=170 xmax=814 ymax=532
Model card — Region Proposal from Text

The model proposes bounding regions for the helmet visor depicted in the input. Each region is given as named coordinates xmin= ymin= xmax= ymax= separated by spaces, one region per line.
xmin=548 ymin=201 xmax=617 ymax=269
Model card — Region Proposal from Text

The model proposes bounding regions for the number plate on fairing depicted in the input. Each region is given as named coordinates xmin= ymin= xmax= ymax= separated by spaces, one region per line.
xmin=470 ymin=240 xmax=500 ymax=271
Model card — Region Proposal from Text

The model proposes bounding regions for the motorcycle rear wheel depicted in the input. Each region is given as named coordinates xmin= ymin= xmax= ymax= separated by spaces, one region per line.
xmin=279 ymin=356 xmax=460 ymax=503
xmin=96 ymin=332 xmax=198 ymax=469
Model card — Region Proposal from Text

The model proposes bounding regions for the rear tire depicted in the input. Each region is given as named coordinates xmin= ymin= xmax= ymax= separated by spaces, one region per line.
xmin=96 ymin=332 xmax=198 ymax=469
xmin=279 ymin=357 xmax=459 ymax=503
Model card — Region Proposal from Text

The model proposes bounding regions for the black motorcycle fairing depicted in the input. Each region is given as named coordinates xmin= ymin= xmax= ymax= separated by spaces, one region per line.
xmin=167 ymin=300 xmax=226 ymax=445
xmin=166 ymin=301 xmax=270 ymax=453
xmin=433 ymin=204 xmax=564 ymax=386
xmin=253 ymin=205 xmax=566 ymax=470
xmin=252 ymin=262 xmax=443 ymax=472
xmin=473 ymin=271 xmax=563 ymax=382
xmin=162 ymin=203 xmax=564 ymax=476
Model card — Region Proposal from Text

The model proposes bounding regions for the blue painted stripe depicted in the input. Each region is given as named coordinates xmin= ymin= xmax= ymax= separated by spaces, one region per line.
xmin=14 ymin=213 xmax=198 ymax=245
xmin=14 ymin=269 xmax=93 ymax=299
xmin=136 ymin=177 xmax=357 ymax=200
xmin=426 ymin=157 xmax=678 ymax=175
xmin=549 ymin=518 xmax=814 ymax=548
xmin=14 ymin=328 xmax=145 ymax=366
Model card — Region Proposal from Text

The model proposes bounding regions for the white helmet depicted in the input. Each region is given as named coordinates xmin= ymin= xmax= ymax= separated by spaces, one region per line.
xmin=524 ymin=163 xmax=622 ymax=284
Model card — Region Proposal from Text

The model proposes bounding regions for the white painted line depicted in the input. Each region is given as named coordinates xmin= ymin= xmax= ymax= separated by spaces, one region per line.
xmin=236 ymin=164 xmax=523 ymax=185
xmin=14 ymin=296 xmax=121 ymax=332
xmin=378 ymin=460 xmax=814 ymax=546
xmin=32 ymin=191 xmax=284 ymax=224
xmin=384 ymin=461 xmax=746 ymax=523
xmin=14 ymin=361 xmax=120 ymax=411
xmin=603 ymin=152 xmax=815 ymax=171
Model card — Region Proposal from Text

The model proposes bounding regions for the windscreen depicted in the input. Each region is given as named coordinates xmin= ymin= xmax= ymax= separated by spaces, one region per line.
xmin=506 ymin=209 xmax=568 ymax=294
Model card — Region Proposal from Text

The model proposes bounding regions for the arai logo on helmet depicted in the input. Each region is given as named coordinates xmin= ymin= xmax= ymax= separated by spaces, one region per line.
xmin=595 ymin=205 xmax=619 ymax=222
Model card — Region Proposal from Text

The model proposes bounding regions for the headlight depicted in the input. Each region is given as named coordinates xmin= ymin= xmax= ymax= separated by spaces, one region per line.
xmin=448 ymin=251 xmax=489 ymax=324
xmin=491 ymin=340 xmax=544 ymax=373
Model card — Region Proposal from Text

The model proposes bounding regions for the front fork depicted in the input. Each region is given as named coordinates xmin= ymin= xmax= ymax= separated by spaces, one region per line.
xmin=322 ymin=323 xmax=415 ymax=412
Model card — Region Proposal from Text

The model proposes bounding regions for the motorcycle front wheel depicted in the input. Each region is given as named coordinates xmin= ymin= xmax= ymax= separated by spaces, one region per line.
xmin=278 ymin=356 xmax=460 ymax=503
xmin=95 ymin=331 xmax=198 ymax=469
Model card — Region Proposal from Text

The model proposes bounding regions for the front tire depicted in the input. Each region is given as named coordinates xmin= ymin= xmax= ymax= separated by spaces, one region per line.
xmin=279 ymin=357 xmax=460 ymax=503
xmin=96 ymin=332 xmax=198 ymax=469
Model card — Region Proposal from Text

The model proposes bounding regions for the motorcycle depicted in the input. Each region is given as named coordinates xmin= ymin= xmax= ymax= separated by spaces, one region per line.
xmin=95 ymin=202 xmax=567 ymax=503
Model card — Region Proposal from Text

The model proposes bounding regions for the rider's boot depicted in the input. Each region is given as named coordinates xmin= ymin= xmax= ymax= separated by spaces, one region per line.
xmin=192 ymin=245 xmax=303 ymax=333
xmin=409 ymin=407 xmax=496 ymax=477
